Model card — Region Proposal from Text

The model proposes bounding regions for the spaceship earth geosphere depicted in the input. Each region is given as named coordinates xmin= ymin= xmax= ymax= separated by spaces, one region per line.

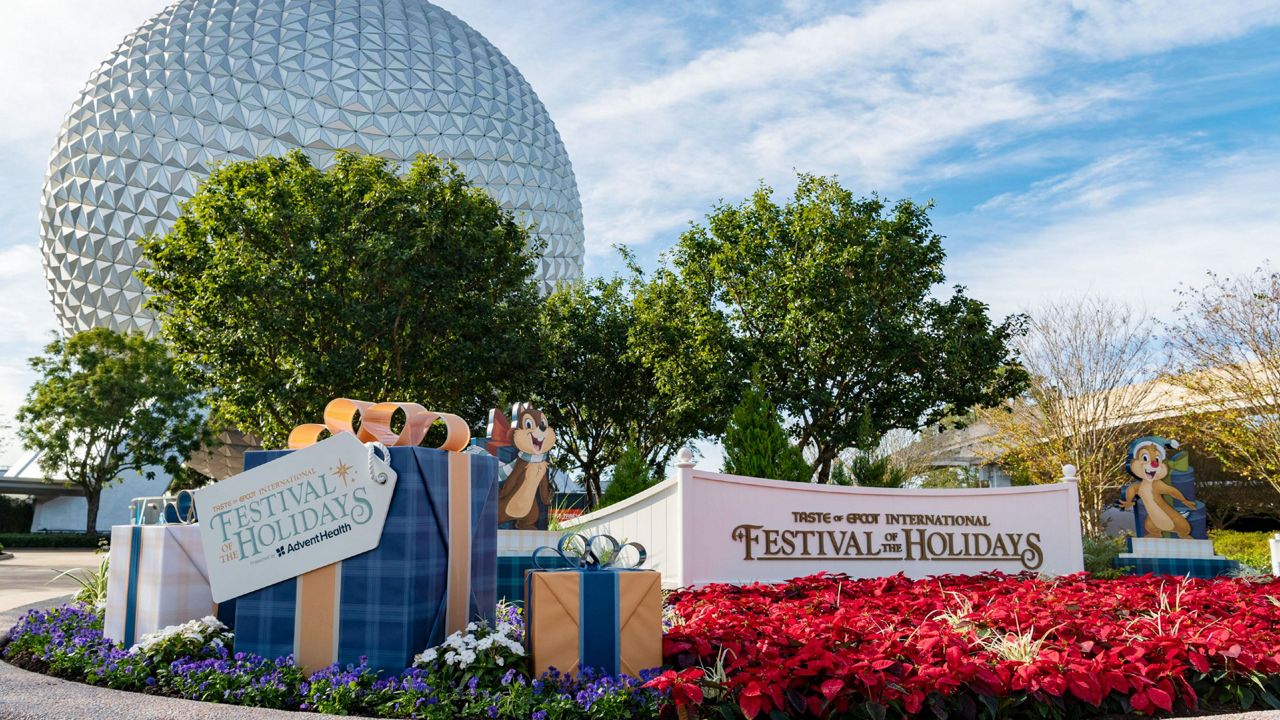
xmin=40 ymin=0 xmax=585 ymax=336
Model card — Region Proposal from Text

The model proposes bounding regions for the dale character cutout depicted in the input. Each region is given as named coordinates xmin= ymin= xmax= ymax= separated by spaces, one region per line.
xmin=1118 ymin=437 xmax=1195 ymax=539
xmin=496 ymin=404 xmax=557 ymax=530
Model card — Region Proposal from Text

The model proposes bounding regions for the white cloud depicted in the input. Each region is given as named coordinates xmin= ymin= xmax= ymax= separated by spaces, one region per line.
xmin=541 ymin=0 xmax=1280 ymax=258
xmin=948 ymin=147 xmax=1280 ymax=320
xmin=0 ymin=0 xmax=1277 ymax=330
xmin=0 ymin=243 xmax=57 ymax=420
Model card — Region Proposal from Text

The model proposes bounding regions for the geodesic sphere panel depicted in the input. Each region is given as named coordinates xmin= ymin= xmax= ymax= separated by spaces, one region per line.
xmin=41 ymin=0 xmax=585 ymax=335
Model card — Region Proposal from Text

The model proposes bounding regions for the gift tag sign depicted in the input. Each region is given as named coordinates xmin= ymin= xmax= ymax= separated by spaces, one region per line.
xmin=194 ymin=432 xmax=397 ymax=602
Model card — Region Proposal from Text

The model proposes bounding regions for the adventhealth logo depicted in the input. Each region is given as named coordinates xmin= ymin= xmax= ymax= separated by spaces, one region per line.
xmin=275 ymin=523 xmax=354 ymax=557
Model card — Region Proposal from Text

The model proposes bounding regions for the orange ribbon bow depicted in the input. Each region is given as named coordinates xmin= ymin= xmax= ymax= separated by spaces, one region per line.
xmin=288 ymin=398 xmax=471 ymax=452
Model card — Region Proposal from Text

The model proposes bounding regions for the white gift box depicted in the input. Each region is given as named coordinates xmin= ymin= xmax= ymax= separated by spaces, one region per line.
xmin=103 ymin=523 xmax=219 ymax=646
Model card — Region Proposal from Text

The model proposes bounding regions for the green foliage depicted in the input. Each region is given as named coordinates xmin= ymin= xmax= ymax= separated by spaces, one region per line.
xmin=16 ymin=328 xmax=208 ymax=532
xmin=599 ymin=445 xmax=659 ymax=507
xmin=722 ymin=388 xmax=810 ymax=482
xmin=0 ymin=533 xmax=105 ymax=548
xmin=918 ymin=466 xmax=985 ymax=489
xmin=537 ymin=273 xmax=712 ymax=504
xmin=1209 ymin=529 xmax=1273 ymax=572
xmin=1082 ymin=534 xmax=1131 ymax=579
xmin=834 ymin=453 xmax=911 ymax=488
xmin=0 ymin=495 xmax=33 ymax=533
xmin=638 ymin=174 xmax=1028 ymax=481
xmin=55 ymin=549 xmax=110 ymax=607
xmin=138 ymin=151 xmax=541 ymax=448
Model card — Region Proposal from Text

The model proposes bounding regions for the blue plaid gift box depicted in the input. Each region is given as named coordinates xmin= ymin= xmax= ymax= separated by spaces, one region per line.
xmin=232 ymin=445 xmax=497 ymax=673
xmin=1116 ymin=537 xmax=1238 ymax=579
xmin=498 ymin=530 xmax=567 ymax=605
xmin=1119 ymin=556 xmax=1239 ymax=579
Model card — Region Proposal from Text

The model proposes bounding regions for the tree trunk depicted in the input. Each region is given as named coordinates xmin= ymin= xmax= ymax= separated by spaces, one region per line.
xmin=84 ymin=487 xmax=102 ymax=535
xmin=814 ymin=448 xmax=836 ymax=483
xmin=581 ymin=463 xmax=601 ymax=509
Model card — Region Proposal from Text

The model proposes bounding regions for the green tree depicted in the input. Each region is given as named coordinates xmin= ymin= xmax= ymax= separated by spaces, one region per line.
xmin=638 ymin=174 xmax=1028 ymax=481
xmin=721 ymin=388 xmax=811 ymax=482
xmin=598 ymin=445 xmax=658 ymax=507
xmin=138 ymin=151 xmax=541 ymax=447
xmin=536 ymin=272 xmax=720 ymax=505
xmin=16 ymin=329 xmax=209 ymax=532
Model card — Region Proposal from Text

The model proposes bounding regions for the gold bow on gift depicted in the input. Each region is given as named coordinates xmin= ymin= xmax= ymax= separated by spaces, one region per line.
xmin=288 ymin=398 xmax=471 ymax=451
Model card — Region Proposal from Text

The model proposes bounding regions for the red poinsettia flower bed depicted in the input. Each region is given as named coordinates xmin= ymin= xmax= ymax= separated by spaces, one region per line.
xmin=659 ymin=573 xmax=1280 ymax=719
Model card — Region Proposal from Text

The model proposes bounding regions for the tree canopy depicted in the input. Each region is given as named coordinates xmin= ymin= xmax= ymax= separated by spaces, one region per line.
xmin=1168 ymin=267 xmax=1280 ymax=496
xmin=636 ymin=174 xmax=1028 ymax=481
xmin=138 ymin=151 xmax=542 ymax=447
xmin=535 ymin=273 xmax=720 ymax=504
xmin=16 ymin=328 xmax=208 ymax=532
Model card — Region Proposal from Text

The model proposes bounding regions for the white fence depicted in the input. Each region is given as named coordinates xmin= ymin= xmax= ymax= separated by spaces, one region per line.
xmin=564 ymin=460 xmax=1084 ymax=588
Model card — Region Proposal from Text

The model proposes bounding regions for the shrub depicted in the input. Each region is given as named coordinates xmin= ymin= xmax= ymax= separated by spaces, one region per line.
xmin=0 ymin=495 xmax=33 ymax=533
xmin=54 ymin=548 xmax=110 ymax=607
xmin=1210 ymin=529 xmax=1273 ymax=572
xmin=663 ymin=572 xmax=1280 ymax=719
xmin=1082 ymin=534 xmax=1130 ymax=579
xmin=0 ymin=532 xmax=106 ymax=548
xmin=599 ymin=445 xmax=658 ymax=507
xmin=722 ymin=387 xmax=810 ymax=482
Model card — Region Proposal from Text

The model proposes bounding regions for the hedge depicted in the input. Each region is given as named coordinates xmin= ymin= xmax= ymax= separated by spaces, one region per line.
xmin=1209 ymin=529 xmax=1273 ymax=571
xmin=0 ymin=533 xmax=107 ymax=549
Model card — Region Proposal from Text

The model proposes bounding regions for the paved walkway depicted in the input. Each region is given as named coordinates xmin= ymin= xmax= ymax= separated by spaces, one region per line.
xmin=0 ymin=549 xmax=100 ymax=615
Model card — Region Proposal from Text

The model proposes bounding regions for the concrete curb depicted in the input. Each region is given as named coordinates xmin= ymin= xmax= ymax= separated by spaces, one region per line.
xmin=0 ymin=553 xmax=13 ymax=561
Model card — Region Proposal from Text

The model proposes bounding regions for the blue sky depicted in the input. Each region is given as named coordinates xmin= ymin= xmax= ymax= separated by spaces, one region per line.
xmin=0 ymin=0 xmax=1278 ymax=451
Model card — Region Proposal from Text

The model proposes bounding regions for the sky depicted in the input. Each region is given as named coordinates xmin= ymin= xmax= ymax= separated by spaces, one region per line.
xmin=0 ymin=0 xmax=1278 ymax=458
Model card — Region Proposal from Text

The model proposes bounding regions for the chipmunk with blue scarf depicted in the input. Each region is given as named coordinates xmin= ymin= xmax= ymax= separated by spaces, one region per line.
xmin=496 ymin=404 xmax=556 ymax=530
xmin=1118 ymin=436 xmax=1195 ymax=539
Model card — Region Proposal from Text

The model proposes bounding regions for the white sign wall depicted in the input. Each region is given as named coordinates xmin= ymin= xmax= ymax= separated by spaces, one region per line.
xmin=564 ymin=466 xmax=1084 ymax=587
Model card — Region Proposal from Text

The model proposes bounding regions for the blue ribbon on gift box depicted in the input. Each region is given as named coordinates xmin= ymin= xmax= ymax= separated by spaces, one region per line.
xmin=129 ymin=490 xmax=197 ymax=526
xmin=531 ymin=533 xmax=647 ymax=571
xmin=529 ymin=533 xmax=647 ymax=675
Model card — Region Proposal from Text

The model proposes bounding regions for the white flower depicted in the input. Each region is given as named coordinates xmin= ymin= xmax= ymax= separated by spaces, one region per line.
xmin=129 ymin=616 xmax=232 ymax=654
